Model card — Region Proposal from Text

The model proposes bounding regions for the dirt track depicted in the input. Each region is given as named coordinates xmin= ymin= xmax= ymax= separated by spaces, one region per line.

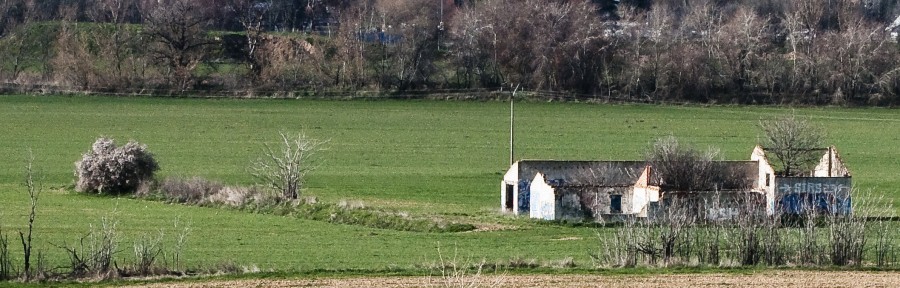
xmin=128 ymin=270 xmax=900 ymax=287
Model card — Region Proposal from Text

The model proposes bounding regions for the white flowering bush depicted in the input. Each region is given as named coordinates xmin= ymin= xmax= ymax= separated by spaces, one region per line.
xmin=75 ymin=138 xmax=159 ymax=194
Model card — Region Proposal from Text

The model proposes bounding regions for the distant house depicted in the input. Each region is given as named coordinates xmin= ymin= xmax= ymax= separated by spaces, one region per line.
xmin=500 ymin=145 xmax=852 ymax=222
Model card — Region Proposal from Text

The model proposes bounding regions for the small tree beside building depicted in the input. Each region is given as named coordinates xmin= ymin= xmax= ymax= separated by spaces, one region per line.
xmin=760 ymin=113 xmax=826 ymax=176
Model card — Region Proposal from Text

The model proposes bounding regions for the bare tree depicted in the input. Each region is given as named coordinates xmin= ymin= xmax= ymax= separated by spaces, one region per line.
xmin=52 ymin=4 xmax=106 ymax=90
xmin=328 ymin=5 xmax=370 ymax=89
xmin=250 ymin=132 xmax=326 ymax=199
xmin=19 ymin=149 xmax=40 ymax=281
xmin=227 ymin=0 xmax=269 ymax=83
xmin=723 ymin=7 xmax=770 ymax=93
xmin=816 ymin=19 xmax=889 ymax=104
xmin=448 ymin=2 xmax=500 ymax=88
xmin=0 ymin=0 xmax=37 ymax=81
xmin=760 ymin=113 xmax=826 ymax=176
xmin=91 ymin=0 xmax=139 ymax=84
xmin=625 ymin=2 xmax=676 ymax=99
xmin=646 ymin=136 xmax=729 ymax=192
xmin=0 ymin=225 xmax=9 ymax=280
xmin=142 ymin=0 xmax=214 ymax=91
xmin=449 ymin=0 xmax=608 ymax=92
xmin=783 ymin=8 xmax=804 ymax=82
xmin=365 ymin=0 xmax=446 ymax=89
xmin=0 ymin=0 xmax=18 ymax=36
xmin=0 ymin=151 xmax=14 ymax=281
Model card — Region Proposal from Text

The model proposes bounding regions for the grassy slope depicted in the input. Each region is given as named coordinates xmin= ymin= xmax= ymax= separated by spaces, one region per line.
xmin=0 ymin=95 xmax=898 ymax=271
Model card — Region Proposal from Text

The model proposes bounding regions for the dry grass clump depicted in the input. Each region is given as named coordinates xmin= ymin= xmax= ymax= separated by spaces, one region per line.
xmin=158 ymin=177 xmax=223 ymax=204
xmin=54 ymin=217 xmax=192 ymax=281
xmin=155 ymin=176 xmax=273 ymax=207
xmin=337 ymin=199 xmax=367 ymax=209
xmin=205 ymin=186 xmax=271 ymax=207
xmin=542 ymin=257 xmax=576 ymax=269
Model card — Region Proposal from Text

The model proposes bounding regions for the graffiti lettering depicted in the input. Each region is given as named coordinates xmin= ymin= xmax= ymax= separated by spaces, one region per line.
xmin=781 ymin=183 xmax=848 ymax=194
xmin=780 ymin=184 xmax=791 ymax=194
xmin=776 ymin=178 xmax=853 ymax=215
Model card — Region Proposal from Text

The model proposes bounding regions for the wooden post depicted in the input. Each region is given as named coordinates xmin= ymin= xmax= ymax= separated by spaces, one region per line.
xmin=828 ymin=147 xmax=833 ymax=177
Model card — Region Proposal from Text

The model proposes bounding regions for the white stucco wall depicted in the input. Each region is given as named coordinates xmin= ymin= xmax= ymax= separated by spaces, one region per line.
xmin=501 ymin=162 xmax=520 ymax=214
xmin=529 ymin=173 xmax=557 ymax=220
xmin=631 ymin=167 xmax=659 ymax=217
xmin=632 ymin=186 xmax=660 ymax=217
xmin=632 ymin=187 xmax=647 ymax=216
xmin=751 ymin=146 xmax=776 ymax=216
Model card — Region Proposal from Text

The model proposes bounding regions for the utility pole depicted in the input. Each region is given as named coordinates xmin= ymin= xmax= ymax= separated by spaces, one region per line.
xmin=509 ymin=84 xmax=520 ymax=166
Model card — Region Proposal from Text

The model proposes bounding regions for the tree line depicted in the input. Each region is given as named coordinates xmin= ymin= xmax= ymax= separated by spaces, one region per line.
xmin=2 ymin=0 xmax=900 ymax=105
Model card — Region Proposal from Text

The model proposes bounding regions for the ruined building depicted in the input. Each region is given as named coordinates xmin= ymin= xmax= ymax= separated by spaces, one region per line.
xmin=500 ymin=146 xmax=851 ymax=222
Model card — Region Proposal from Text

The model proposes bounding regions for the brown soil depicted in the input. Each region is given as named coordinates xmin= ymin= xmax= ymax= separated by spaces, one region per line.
xmin=126 ymin=270 xmax=900 ymax=288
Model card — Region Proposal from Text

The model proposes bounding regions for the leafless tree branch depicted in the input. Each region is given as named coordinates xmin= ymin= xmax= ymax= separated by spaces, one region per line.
xmin=250 ymin=132 xmax=327 ymax=199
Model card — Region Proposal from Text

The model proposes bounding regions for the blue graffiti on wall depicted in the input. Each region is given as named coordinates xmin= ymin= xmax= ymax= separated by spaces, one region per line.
xmin=518 ymin=179 xmax=531 ymax=213
xmin=547 ymin=179 xmax=565 ymax=187
xmin=780 ymin=193 xmax=851 ymax=215
xmin=777 ymin=178 xmax=852 ymax=215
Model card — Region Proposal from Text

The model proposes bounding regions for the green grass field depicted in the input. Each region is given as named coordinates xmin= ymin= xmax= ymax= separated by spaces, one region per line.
xmin=0 ymin=95 xmax=899 ymax=273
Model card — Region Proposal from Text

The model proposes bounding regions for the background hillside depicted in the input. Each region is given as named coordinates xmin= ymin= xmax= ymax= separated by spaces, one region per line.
xmin=3 ymin=0 xmax=900 ymax=105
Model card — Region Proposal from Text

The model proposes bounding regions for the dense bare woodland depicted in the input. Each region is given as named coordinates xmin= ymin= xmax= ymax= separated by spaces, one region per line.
xmin=2 ymin=0 xmax=900 ymax=105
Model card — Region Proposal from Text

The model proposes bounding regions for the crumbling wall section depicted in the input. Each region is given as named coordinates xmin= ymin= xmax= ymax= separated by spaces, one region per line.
xmin=814 ymin=146 xmax=851 ymax=177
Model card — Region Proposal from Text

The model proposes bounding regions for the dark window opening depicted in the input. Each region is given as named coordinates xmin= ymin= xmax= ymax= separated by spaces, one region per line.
xmin=766 ymin=173 xmax=771 ymax=187
xmin=610 ymin=195 xmax=622 ymax=214
xmin=505 ymin=184 xmax=514 ymax=211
